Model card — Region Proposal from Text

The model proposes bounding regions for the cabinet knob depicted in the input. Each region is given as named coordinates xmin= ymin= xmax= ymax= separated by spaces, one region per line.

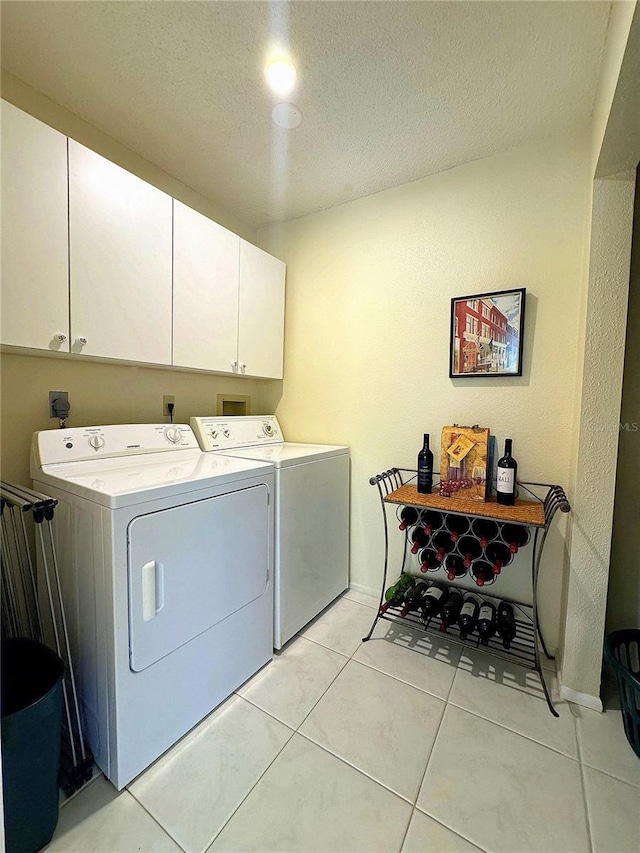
xmin=240 ymin=363 xmax=246 ymax=374
xmin=232 ymin=361 xmax=238 ymax=372
xmin=76 ymin=336 xmax=88 ymax=346
xmin=54 ymin=333 xmax=67 ymax=343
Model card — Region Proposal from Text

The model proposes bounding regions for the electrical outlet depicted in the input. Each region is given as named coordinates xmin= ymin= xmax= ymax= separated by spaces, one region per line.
xmin=49 ymin=390 xmax=69 ymax=418
xmin=163 ymin=395 xmax=175 ymax=417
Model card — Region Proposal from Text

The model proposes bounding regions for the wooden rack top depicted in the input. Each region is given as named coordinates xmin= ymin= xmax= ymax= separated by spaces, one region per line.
xmin=384 ymin=483 xmax=546 ymax=527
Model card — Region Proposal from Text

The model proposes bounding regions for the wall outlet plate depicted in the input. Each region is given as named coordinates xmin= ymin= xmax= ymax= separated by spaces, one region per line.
xmin=49 ymin=390 xmax=69 ymax=418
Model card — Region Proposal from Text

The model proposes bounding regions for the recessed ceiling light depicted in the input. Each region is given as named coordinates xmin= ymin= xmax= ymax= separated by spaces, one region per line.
xmin=265 ymin=60 xmax=297 ymax=96
xmin=271 ymin=103 xmax=303 ymax=130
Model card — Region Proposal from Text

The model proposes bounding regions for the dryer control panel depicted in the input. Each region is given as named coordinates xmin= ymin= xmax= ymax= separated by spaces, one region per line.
xmin=191 ymin=416 xmax=283 ymax=451
xmin=33 ymin=424 xmax=200 ymax=466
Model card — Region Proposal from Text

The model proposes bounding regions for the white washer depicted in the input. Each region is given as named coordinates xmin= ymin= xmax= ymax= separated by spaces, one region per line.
xmin=190 ymin=416 xmax=349 ymax=648
xmin=31 ymin=423 xmax=274 ymax=789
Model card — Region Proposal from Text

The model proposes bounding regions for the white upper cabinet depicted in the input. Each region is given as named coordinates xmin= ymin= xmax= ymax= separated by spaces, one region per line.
xmin=173 ymin=200 xmax=240 ymax=372
xmin=1 ymin=101 xmax=70 ymax=351
xmin=68 ymin=140 xmax=172 ymax=364
xmin=238 ymin=240 xmax=285 ymax=379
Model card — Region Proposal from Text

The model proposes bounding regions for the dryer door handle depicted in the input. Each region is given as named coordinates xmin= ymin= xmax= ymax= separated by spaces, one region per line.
xmin=141 ymin=560 xmax=165 ymax=621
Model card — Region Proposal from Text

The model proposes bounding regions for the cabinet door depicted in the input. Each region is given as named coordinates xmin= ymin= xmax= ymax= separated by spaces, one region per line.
xmin=68 ymin=141 xmax=172 ymax=364
xmin=173 ymin=201 xmax=240 ymax=372
xmin=238 ymin=240 xmax=285 ymax=379
xmin=1 ymin=101 xmax=69 ymax=351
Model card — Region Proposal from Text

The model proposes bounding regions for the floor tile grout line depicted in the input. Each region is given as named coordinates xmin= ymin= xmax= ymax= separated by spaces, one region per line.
xmin=446 ymin=697 xmax=580 ymax=762
xmin=127 ymin=788 xmax=190 ymax=853
xmin=349 ymin=649 xmax=457 ymax=701
xmin=575 ymin=716 xmax=595 ymax=853
xmin=293 ymin=650 xmax=352 ymax=731
xmin=578 ymin=758 xmax=640 ymax=789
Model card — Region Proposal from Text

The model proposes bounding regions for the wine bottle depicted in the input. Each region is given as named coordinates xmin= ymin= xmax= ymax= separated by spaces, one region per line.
xmin=496 ymin=438 xmax=517 ymax=506
xmin=485 ymin=541 xmax=512 ymax=575
xmin=380 ymin=575 xmax=415 ymax=613
xmin=477 ymin=601 xmax=497 ymax=646
xmin=400 ymin=579 xmax=429 ymax=617
xmin=501 ymin=523 xmax=530 ymax=554
xmin=422 ymin=510 xmax=444 ymax=535
xmin=471 ymin=518 xmax=499 ymax=548
xmin=458 ymin=594 xmax=481 ymax=640
xmin=417 ymin=434 xmax=434 ymax=495
xmin=457 ymin=535 xmax=482 ymax=568
xmin=470 ymin=559 xmax=496 ymax=587
xmin=410 ymin=527 xmax=429 ymax=555
xmin=445 ymin=514 xmax=470 ymax=543
xmin=496 ymin=602 xmax=517 ymax=649
xmin=421 ymin=583 xmax=447 ymax=621
xmin=440 ymin=589 xmax=463 ymax=633
xmin=418 ymin=548 xmax=440 ymax=574
xmin=432 ymin=529 xmax=455 ymax=562
xmin=445 ymin=553 xmax=467 ymax=580
xmin=398 ymin=506 xmax=420 ymax=531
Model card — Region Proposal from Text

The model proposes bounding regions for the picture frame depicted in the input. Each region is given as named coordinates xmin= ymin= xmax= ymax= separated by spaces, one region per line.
xmin=449 ymin=287 xmax=526 ymax=378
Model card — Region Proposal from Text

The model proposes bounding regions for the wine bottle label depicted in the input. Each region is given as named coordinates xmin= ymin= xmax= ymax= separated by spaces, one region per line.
xmin=460 ymin=602 xmax=476 ymax=617
xmin=496 ymin=468 xmax=515 ymax=493
xmin=425 ymin=587 xmax=444 ymax=600
xmin=479 ymin=605 xmax=494 ymax=621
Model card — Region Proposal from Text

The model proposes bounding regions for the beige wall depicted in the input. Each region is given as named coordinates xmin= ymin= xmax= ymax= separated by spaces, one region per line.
xmin=260 ymin=132 xmax=592 ymax=651
xmin=0 ymin=74 xmax=283 ymax=485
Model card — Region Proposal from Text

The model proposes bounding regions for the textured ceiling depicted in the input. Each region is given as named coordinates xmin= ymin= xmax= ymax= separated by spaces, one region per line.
xmin=1 ymin=1 xmax=612 ymax=228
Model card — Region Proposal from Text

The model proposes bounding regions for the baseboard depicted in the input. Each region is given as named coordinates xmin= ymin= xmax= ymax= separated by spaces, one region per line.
xmin=559 ymin=685 xmax=603 ymax=712
xmin=349 ymin=581 xmax=379 ymax=599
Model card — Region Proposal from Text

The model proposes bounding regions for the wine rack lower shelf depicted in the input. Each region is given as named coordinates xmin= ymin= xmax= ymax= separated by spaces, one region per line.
xmin=375 ymin=594 xmax=537 ymax=671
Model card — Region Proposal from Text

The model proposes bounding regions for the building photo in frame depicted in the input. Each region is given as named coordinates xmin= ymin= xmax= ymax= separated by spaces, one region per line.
xmin=450 ymin=288 xmax=526 ymax=377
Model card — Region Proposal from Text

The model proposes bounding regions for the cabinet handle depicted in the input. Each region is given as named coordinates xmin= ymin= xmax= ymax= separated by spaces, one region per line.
xmin=240 ymin=363 xmax=246 ymax=374
xmin=232 ymin=361 xmax=238 ymax=372
xmin=76 ymin=336 xmax=88 ymax=346
xmin=54 ymin=333 xmax=67 ymax=343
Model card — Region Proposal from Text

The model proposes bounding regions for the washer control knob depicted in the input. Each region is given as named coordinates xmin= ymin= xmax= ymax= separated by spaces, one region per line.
xmin=88 ymin=435 xmax=105 ymax=450
xmin=223 ymin=428 xmax=231 ymax=438
xmin=165 ymin=426 xmax=182 ymax=444
xmin=210 ymin=429 xmax=218 ymax=440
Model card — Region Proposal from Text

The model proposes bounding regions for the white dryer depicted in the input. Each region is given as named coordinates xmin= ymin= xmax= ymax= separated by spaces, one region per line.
xmin=31 ymin=423 xmax=274 ymax=789
xmin=190 ymin=416 xmax=349 ymax=649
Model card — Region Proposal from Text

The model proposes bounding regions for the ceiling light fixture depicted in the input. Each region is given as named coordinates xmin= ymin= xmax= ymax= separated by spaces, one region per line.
xmin=265 ymin=59 xmax=297 ymax=96
xmin=271 ymin=103 xmax=302 ymax=130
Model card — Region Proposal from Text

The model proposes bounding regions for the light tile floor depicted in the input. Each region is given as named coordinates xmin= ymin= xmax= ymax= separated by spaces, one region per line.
xmin=48 ymin=592 xmax=639 ymax=853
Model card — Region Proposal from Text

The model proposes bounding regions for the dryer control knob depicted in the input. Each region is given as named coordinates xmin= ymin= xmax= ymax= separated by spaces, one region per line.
xmin=165 ymin=426 xmax=182 ymax=444
xmin=263 ymin=423 xmax=274 ymax=436
xmin=88 ymin=435 xmax=105 ymax=450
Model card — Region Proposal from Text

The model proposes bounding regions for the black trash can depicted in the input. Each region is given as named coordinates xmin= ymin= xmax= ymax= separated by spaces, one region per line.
xmin=1 ymin=638 xmax=65 ymax=853
xmin=604 ymin=629 xmax=640 ymax=760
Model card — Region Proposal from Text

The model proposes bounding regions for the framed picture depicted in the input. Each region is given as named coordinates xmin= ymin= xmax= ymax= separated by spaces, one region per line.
xmin=450 ymin=287 xmax=526 ymax=378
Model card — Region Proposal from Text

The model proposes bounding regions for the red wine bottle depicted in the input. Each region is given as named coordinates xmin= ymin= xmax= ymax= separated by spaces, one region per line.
xmin=422 ymin=510 xmax=444 ymax=535
xmin=421 ymin=583 xmax=447 ymax=620
xmin=501 ymin=523 xmax=530 ymax=554
xmin=471 ymin=518 xmax=499 ymax=548
xmin=400 ymin=580 xmax=429 ymax=617
xmin=445 ymin=514 xmax=470 ymax=543
xmin=380 ymin=575 xmax=415 ymax=613
xmin=432 ymin=529 xmax=455 ymax=562
xmin=417 ymin=434 xmax=434 ymax=494
xmin=440 ymin=589 xmax=463 ymax=633
xmin=470 ymin=560 xmax=496 ymax=587
xmin=398 ymin=506 xmax=420 ymax=531
xmin=496 ymin=602 xmax=517 ymax=649
xmin=410 ymin=527 xmax=429 ymax=555
xmin=477 ymin=601 xmax=497 ymax=645
xmin=445 ymin=553 xmax=467 ymax=580
xmin=458 ymin=594 xmax=481 ymax=640
xmin=458 ymin=535 xmax=482 ymax=568
xmin=418 ymin=548 xmax=440 ymax=574
xmin=496 ymin=438 xmax=517 ymax=506
xmin=485 ymin=541 xmax=512 ymax=575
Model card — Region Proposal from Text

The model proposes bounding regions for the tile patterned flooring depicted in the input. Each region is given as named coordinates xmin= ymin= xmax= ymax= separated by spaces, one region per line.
xmin=48 ymin=592 xmax=639 ymax=853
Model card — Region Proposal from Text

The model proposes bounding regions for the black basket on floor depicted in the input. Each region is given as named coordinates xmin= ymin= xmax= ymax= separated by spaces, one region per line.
xmin=604 ymin=629 xmax=640 ymax=760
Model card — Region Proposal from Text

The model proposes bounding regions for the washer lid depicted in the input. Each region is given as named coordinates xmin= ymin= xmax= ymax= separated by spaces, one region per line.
xmin=33 ymin=447 xmax=274 ymax=509
xmin=216 ymin=442 xmax=349 ymax=468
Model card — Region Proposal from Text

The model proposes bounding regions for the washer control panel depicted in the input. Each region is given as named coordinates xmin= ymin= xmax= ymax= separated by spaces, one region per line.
xmin=191 ymin=416 xmax=283 ymax=451
xmin=34 ymin=424 xmax=200 ymax=466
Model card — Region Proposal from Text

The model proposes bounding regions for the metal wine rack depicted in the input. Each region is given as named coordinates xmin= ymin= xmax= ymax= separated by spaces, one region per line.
xmin=364 ymin=468 xmax=571 ymax=716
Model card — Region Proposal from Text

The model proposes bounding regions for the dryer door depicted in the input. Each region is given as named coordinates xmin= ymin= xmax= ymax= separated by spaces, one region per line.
xmin=127 ymin=484 xmax=269 ymax=672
